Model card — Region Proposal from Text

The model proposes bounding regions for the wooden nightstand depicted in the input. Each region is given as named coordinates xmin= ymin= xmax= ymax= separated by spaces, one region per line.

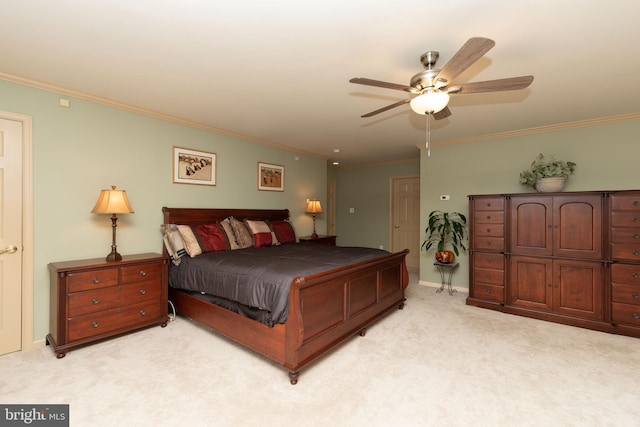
xmin=298 ymin=235 xmax=337 ymax=246
xmin=47 ymin=253 xmax=169 ymax=358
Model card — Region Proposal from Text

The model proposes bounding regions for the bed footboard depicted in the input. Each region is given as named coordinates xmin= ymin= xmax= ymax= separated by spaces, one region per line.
xmin=284 ymin=249 xmax=409 ymax=383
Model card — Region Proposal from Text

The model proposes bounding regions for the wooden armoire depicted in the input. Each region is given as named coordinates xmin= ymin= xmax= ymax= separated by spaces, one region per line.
xmin=468 ymin=190 xmax=640 ymax=338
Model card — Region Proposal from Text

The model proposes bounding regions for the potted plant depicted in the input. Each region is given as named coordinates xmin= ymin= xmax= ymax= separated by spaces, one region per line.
xmin=519 ymin=153 xmax=577 ymax=192
xmin=421 ymin=210 xmax=468 ymax=263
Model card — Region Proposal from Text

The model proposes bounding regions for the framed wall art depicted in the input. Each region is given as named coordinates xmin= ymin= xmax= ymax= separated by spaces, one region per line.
xmin=257 ymin=162 xmax=284 ymax=191
xmin=172 ymin=146 xmax=216 ymax=186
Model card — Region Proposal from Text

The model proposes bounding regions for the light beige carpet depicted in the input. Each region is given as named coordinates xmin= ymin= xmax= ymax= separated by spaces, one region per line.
xmin=2 ymin=272 xmax=640 ymax=426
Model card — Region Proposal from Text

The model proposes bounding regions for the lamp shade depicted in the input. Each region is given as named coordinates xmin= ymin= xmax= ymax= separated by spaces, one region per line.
xmin=91 ymin=186 xmax=135 ymax=214
xmin=305 ymin=199 xmax=323 ymax=214
xmin=409 ymin=89 xmax=450 ymax=115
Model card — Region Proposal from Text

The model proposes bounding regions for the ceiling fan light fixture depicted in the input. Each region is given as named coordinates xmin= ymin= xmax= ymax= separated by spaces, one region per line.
xmin=409 ymin=89 xmax=450 ymax=115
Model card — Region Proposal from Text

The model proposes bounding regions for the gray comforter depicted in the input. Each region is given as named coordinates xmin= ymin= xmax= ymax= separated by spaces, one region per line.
xmin=169 ymin=244 xmax=389 ymax=326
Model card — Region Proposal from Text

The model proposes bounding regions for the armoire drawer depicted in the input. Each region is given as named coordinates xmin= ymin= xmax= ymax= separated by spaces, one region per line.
xmin=472 ymin=283 xmax=504 ymax=303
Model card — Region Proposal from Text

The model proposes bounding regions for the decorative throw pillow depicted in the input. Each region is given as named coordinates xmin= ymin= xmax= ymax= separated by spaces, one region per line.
xmin=193 ymin=224 xmax=229 ymax=252
xmin=177 ymin=225 xmax=203 ymax=257
xmin=219 ymin=218 xmax=240 ymax=250
xmin=161 ymin=224 xmax=186 ymax=265
xmin=268 ymin=220 xmax=296 ymax=244
xmin=229 ymin=217 xmax=253 ymax=249
xmin=245 ymin=219 xmax=280 ymax=248
xmin=176 ymin=224 xmax=229 ymax=257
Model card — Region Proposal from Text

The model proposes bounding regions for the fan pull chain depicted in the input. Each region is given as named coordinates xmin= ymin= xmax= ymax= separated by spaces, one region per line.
xmin=426 ymin=114 xmax=431 ymax=157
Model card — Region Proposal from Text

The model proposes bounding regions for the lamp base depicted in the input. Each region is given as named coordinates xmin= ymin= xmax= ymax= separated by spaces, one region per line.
xmin=106 ymin=250 xmax=122 ymax=262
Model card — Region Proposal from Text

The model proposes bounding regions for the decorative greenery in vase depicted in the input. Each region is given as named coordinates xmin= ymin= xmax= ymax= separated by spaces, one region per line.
xmin=421 ymin=210 xmax=468 ymax=263
xmin=519 ymin=153 xmax=577 ymax=189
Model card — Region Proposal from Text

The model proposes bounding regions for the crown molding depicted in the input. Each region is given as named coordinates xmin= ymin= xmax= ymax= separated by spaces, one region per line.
xmin=417 ymin=113 xmax=640 ymax=150
xmin=0 ymin=70 xmax=328 ymax=161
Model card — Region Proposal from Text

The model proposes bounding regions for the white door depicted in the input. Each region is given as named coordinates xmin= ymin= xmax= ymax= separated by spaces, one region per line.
xmin=0 ymin=118 xmax=23 ymax=355
xmin=327 ymin=178 xmax=336 ymax=236
xmin=391 ymin=176 xmax=420 ymax=268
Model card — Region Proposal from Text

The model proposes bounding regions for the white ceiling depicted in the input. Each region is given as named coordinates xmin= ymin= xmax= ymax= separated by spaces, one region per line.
xmin=2 ymin=1 xmax=639 ymax=167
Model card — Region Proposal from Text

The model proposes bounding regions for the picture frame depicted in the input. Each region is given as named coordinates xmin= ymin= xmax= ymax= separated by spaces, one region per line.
xmin=257 ymin=162 xmax=285 ymax=191
xmin=172 ymin=146 xmax=216 ymax=186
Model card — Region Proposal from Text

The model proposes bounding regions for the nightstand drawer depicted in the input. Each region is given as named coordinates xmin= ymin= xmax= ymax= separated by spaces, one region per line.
xmin=68 ymin=281 xmax=163 ymax=317
xmin=121 ymin=262 xmax=162 ymax=284
xmin=67 ymin=302 xmax=163 ymax=342
xmin=67 ymin=269 xmax=119 ymax=292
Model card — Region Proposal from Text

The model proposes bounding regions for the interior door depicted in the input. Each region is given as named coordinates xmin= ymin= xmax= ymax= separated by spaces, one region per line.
xmin=0 ymin=118 xmax=23 ymax=355
xmin=391 ymin=176 xmax=420 ymax=268
xmin=327 ymin=178 xmax=336 ymax=236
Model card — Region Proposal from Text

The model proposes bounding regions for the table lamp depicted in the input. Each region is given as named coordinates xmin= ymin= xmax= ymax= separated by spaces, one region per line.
xmin=305 ymin=199 xmax=323 ymax=239
xmin=91 ymin=186 xmax=134 ymax=261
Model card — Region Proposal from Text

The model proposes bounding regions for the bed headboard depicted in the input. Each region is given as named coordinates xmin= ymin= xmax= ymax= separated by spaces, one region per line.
xmin=162 ymin=207 xmax=290 ymax=226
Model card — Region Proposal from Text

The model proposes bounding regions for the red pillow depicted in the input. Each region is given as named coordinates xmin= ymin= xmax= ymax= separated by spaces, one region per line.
xmin=193 ymin=224 xmax=228 ymax=252
xmin=269 ymin=220 xmax=296 ymax=244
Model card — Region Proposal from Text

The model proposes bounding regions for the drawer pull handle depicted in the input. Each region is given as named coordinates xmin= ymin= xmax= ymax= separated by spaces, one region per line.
xmin=139 ymin=270 xmax=147 ymax=276
xmin=634 ymin=217 xmax=639 ymax=223
xmin=485 ymin=290 xmax=491 ymax=295
xmin=633 ymin=250 xmax=639 ymax=256
xmin=486 ymin=203 xmax=492 ymax=207
xmin=486 ymin=228 xmax=491 ymax=233
xmin=139 ymin=310 xmax=146 ymax=316
xmin=633 ymin=293 xmax=639 ymax=299
xmin=92 ymin=277 xmax=99 ymax=284
xmin=633 ymin=313 xmax=639 ymax=319
xmin=92 ymin=321 xmax=99 ymax=328
xmin=92 ymin=298 xmax=99 ymax=305
xmin=635 ymin=234 xmax=640 ymax=240
xmin=633 ymin=272 xmax=639 ymax=279
xmin=486 ymin=242 xmax=492 ymax=247
xmin=485 ymin=274 xmax=492 ymax=279
xmin=634 ymin=201 xmax=640 ymax=206
xmin=486 ymin=259 xmax=492 ymax=264
xmin=139 ymin=289 xmax=146 ymax=295
xmin=486 ymin=215 xmax=492 ymax=220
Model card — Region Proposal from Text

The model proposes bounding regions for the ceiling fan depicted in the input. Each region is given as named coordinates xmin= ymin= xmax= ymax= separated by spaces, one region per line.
xmin=349 ymin=37 xmax=534 ymax=120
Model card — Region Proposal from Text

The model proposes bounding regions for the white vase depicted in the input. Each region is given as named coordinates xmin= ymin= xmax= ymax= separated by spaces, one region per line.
xmin=535 ymin=177 xmax=567 ymax=193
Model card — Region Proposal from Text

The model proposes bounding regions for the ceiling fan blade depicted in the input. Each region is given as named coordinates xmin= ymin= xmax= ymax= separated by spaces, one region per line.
xmin=350 ymin=77 xmax=413 ymax=92
xmin=448 ymin=75 xmax=534 ymax=95
xmin=434 ymin=37 xmax=496 ymax=88
xmin=361 ymin=99 xmax=410 ymax=117
xmin=433 ymin=107 xmax=451 ymax=120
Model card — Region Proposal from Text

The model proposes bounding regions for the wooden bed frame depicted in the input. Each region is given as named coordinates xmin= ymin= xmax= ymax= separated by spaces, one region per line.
xmin=163 ymin=207 xmax=409 ymax=384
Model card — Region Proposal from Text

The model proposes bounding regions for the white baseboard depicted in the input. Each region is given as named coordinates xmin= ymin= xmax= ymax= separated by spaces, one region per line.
xmin=418 ymin=280 xmax=469 ymax=294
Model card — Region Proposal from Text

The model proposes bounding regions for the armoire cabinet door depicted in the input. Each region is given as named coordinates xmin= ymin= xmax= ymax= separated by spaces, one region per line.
xmin=553 ymin=259 xmax=603 ymax=320
xmin=510 ymin=197 xmax=553 ymax=256
xmin=553 ymin=195 xmax=603 ymax=260
xmin=509 ymin=256 xmax=553 ymax=311
xmin=510 ymin=195 xmax=603 ymax=259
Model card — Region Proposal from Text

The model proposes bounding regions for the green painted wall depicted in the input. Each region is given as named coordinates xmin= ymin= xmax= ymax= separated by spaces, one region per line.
xmin=420 ymin=118 xmax=640 ymax=287
xmin=0 ymin=80 xmax=327 ymax=341
xmin=334 ymin=161 xmax=420 ymax=249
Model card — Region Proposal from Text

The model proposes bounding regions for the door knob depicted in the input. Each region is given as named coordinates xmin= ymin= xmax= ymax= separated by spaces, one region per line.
xmin=0 ymin=245 xmax=17 ymax=255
